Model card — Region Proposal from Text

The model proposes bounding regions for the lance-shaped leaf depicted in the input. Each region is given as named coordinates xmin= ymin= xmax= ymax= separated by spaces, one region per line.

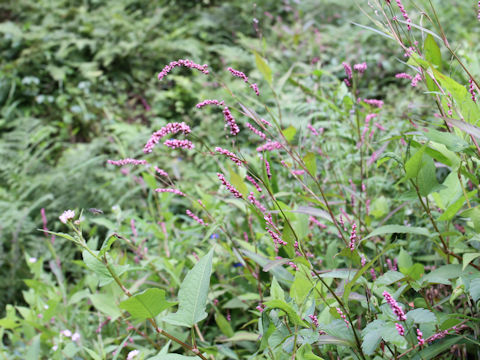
xmin=119 ymin=289 xmax=176 ymax=320
xmin=164 ymin=249 xmax=214 ymax=327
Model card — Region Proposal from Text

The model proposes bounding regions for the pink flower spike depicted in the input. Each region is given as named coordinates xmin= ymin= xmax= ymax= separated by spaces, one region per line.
xmin=342 ymin=62 xmax=352 ymax=79
xmin=259 ymin=118 xmax=272 ymax=127
xmin=246 ymin=175 xmax=262 ymax=192
xmin=155 ymin=188 xmax=186 ymax=197
xmin=256 ymin=141 xmax=283 ymax=152
xmin=363 ymin=99 xmax=384 ymax=108
xmin=196 ymin=99 xmax=225 ymax=108
xmin=217 ymin=173 xmax=243 ymax=198
xmin=395 ymin=0 xmax=411 ymax=30
xmin=309 ymin=216 xmax=327 ymax=229
xmin=158 ymin=59 xmax=209 ymax=81
xmin=469 ymin=79 xmax=477 ymax=103
xmin=154 ymin=167 xmax=169 ymax=177
xmin=186 ymin=209 xmax=207 ymax=226
xmin=383 ymin=291 xmax=407 ymax=321
xmin=417 ymin=328 xmax=425 ymax=346
xmin=349 ymin=223 xmax=357 ymax=251
xmin=248 ymin=192 xmax=267 ymax=213
xmin=307 ymin=124 xmax=319 ymax=136
xmin=291 ymin=170 xmax=305 ymax=176
xmin=214 ymin=147 xmax=244 ymax=166
xmin=164 ymin=139 xmax=195 ymax=150
xmin=396 ymin=323 xmax=405 ymax=336
xmin=143 ymin=122 xmax=191 ymax=153
xmin=411 ymin=73 xmax=422 ymax=87
xmin=222 ymin=107 xmax=240 ymax=136
xmin=245 ymin=123 xmax=267 ymax=140
xmin=227 ymin=67 xmax=249 ymax=82
xmin=250 ymin=83 xmax=260 ymax=96
xmin=309 ymin=314 xmax=319 ymax=328
xmin=264 ymin=158 xmax=272 ymax=179
xmin=353 ymin=62 xmax=367 ymax=73
xmin=59 ymin=210 xmax=75 ymax=224
xmin=336 ymin=308 xmax=349 ymax=328
xmin=395 ymin=72 xmax=413 ymax=80
xmin=108 ymin=158 xmax=149 ymax=166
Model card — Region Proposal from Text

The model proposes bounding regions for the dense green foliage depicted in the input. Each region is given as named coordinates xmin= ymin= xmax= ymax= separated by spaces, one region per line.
xmin=1 ymin=0 xmax=480 ymax=359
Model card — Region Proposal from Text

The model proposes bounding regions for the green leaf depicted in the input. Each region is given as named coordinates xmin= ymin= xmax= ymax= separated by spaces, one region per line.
xmin=376 ymin=271 xmax=405 ymax=286
xmin=265 ymin=299 xmax=308 ymax=327
xmin=406 ymin=308 xmax=436 ymax=324
xmin=119 ymin=289 xmax=176 ymax=320
xmin=229 ymin=169 xmax=248 ymax=198
xmin=405 ymin=145 xmax=427 ymax=179
xmin=290 ymin=264 xmax=313 ymax=304
xmin=303 ymin=152 xmax=317 ymax=177
xmin=423 ymin=130 xmax=468 ymax=152
xmin=361 ymin=319 xmax=386 ymax=356
xmin=398 ymin=248 xmax=413 ymax=270
xmin=470 ymin=278 xmax=480 ymax=302
xmin=421 ymin=264 xmax=464 ymax=285
xmin=82 ymin=250 xmax=129 ymax=287
xmin=412 ymin=336 xmax=465 ymax=360
xmin=297 ymin=343 xmax=324 ymax=360
xmin=254 ymin=51 xmax=272 ymax=85
xmin=215 ymin=312 xmax=234 ymax=337
xmin=98 ymin=234 xmax=118 ymax=258
xmin=90 ymin=293 xmax=122 ymax=320
xmin=164 ymin=249 xmax=214 ymax=327
xmin=424 ymin=34 xmax=442 ymax=92
xmin=370 ymin=196 xmax=389 ymax=219
xmin=282 ymin=125 xmax=297 ymax=142
xmin=363 ymin=225 xmax=429 ymax=240
xmin=417 ymin=155 xmax=441 ymax=196
xmin=463 ymin=253 xmax=480 ymax=271
xmin=438 ymin=190 xmax=477 ymax=221
xmin=219 ymin=331 xmax=259 ymax=342
xmin=83 ymin=348 xmax=102 ymax=360
xmin=270 ymin=277 xmax=285 ymax=301
xmin=382 ymin=322 xmax=408 ymax=348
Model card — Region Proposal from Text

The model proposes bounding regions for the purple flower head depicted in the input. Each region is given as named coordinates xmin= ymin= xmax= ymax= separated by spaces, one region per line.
xmin=217 ymin=173 xmax=243 ymax=198
xmin=395 ymin=323 xmax=405 ymax=336
xmin=196 ymin=99 xmax=225 ymax=108
xmin=349 ymin=223 xmax=357 ymax=251
xmin=308 ymin=314 xmax=319 ymax=328
xmin=395 ymin=0 xmax=411 ymax=30
xmin=363 ymin=99 xmax=384 ymax=108
xmin=250 ymin=83 xmax=260 ymax=96
xmin=143 ymin=122 xmax=191 ymax=154
xmin=396 ymin=72 xmax=413 ymax=80
xmin=227 ymin=67 xmax=249 ymax=82
xmin=256 ymin=141 xmax=283 ymax=152
xmin=186 ymin=209 xmax=207 ymax=226
xmin=214 ymin=147 xmax=243 ymax=166
xmin=158 ymin=59 xmax=209 ymax=81
xmin=245 ymin=123 xmax=266 ymax=140
xmin=248 ymin=192 xmax=267 ymax=213
xmin=222 ymin=107 xmax=240 ymax=136
xmin=155 ymin=188 xmax=186 ymax=197
xmin=383 ymin=291 xmax=406 ymax=321
xmin=416 ymin=328 xmax=425 ymax=346
xmin=469 ymin=79 xmax=477 ymax=103
xmin=164 ymin=139 xmax=194 ymax=150
xmin=246 ymin=175 xmax=262 ymax=192
xmin=353 ymin=62 xmax=367 ymax=73
xmin=336 ymin=308 xmax=349 ymax=328
xmin=154 ymin=167 xmax=169 ymax=177
xmin=108 ymin=158 xmax=149 ymax=166
xmin=307 ymin=124 xmax=319 ymax=136
xmin=342 ymin=62 xmax=352 ymax=79
xmin=411 ymin=73 xmax=422 ymax=87
xmin=260 ymin=118 xmax=272 ymax=127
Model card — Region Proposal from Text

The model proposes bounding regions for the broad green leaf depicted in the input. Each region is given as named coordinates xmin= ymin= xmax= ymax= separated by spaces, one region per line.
xmin=220 ymin=331 xmax=259 ymax=342
xmin=270 ymin=277 xmax=285 ymax=301
xmin=423 ymin=130 xmax=468 ymax=152
xmin=98 ymin=234 xmax=118 ymax=258
xmin=119 ymin=289 xmax=176 ymax=320
xmin=405 ymin=263 xmax=425 ymax=281
xmin=83 ymin=348 xmax=102 ymax=360
xmin=297 ymin=343 xmax=324 ymax=360
xmin=463 ymin=253 xmax=480 ymax=271
xmin=405 ymin=145 xmax=427 ymax=179
xmin=424 ymin=34 xmax=442 ymax=92
xmin=438 ymin=190 xmax=476 ymax=221
xmin=361 ymin=319 xmax=386 ymax=356
xmin=417 ymin=155 xmax=441 ymax=196
xmin=82 ymin=250 xmax=129 ymax=287
xmin=398 ymin=248 xmax=413 ymax=270
xmin=164 ymin=249 xmax=214 ymax=327
xmin=421 ymin=264 xmax=465 ymax=285
xmin=370 ymin=196 xmax=389 ymax=219
xmin=254 ymin=51 xmax=272 ymax=85
xmin=376 ymin=271 xmax=404 ymax=286
xmin=265 ymin=299 xmax=308 ymax=327
xmin=303 ymin=152 xmax=317 ymax=177
xmin=470 ymin=278 xmax=480 ymax=302
xmin=363 ymin=225 xmax=429 ymax=240
xmin=282 ymin=125 xmax=297 ymax=142
xmin=89 ymin=293 xmax=122 ymax=320
xmin=229 ymin=169 xmax=248 ymax=197
xmin=406 ymin=308 xmax=436 ymax=323
xmin=241 ymin=250 xmax=294 ymax=284
xmin=290 ymin=264 xmax=313 ymax=304
xmin=25 ymin=334 xmax=40 ymax=360
xmin=382 ymin=322 xmax=408 ymax=348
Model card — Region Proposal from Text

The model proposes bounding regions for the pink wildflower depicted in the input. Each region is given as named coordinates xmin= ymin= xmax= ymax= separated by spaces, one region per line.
xmin=288 ymin=261 xmax=298 ymax=271
xmin=227 ymin=67 xmax=248 ymax=82
xmin=186 ymin=209 xmax=207 ymax=226
xmin=245 ymin=123 xmax=267 ymax=140
xmin=267 ymin=228 xmax=287 ymax=246
xmin=396 ymin=323 xmax=405 ymax=336
xmin=154 ymin=167 xmax=169 ymax=177
xmin=217 ymin=173 xmax=243 ymax=198
xmin=395 ymin=0 xmax=411 ymax=30
xmin=428 ymin=330 xmax=448 ymax=343
xmin=59 ymin=210 xmax=75 ymax=224
xmin=309 ymin=314 xmax=319 ymax=327
xmin=222 ymin=107 xmax=240 ymax=136
xmin=256 ymin=141 xmax=283 ymax=152
xmin=246 ymin=175 xmax=262 ymax=192
xmin=349 ymin=223 xmax=357 ymax=251
xmin=143 ymin=122 xmax=191 ymax=153
xmin=256 ymin=303 xmax=265 ymax=312
xmin=396 ymin=73 xmax=413 ymax=80
xmin=127 ymin=350 xmax=140 ymax=360
xmin=260 ymin=118 xmax=272 ymax=127
xmin=363 ymin=99 xmax=384 ymax=108
xmin=292 ymin=170 xmax=305 ymax=176
xmin=469 ymin=79 xmax=477 ymax=102
xmin=336 ymin=308 xmax=349 ymax=328
xmin=411 ymin=73 xmax=422 ymax=87
xmin=250 ymin=83 xmax=260 ymax=96
xmin=196 ymin=99 xmax=224 ymax=108
xmin=164 ymin=139 xmax=194 ymax=149
xmin=264 ymin=158 xmax=272 ymax=179
xmin=214 ymin=147 xmax=243 ymax=166
xmin=344 ymin=78 xmax=351 ymax=87
xmin=155 ymin=188 xmax=186 ymax=197
xmin=248 ymin=192 xmax=267 ymax=213
xmin=158 ymin=59 xmax=209 ymax=81
xmin=342 ymin=62 xmax=352 ymax=79
xmin=370 ymin=268 xmax=377 ymax=280
xmin=417 ymin=328 xmax=425 ymax=346
xmin=309 ymin=216 xmax=327 ymax=229
xmin=383 ymin=291 xmax=407 ymax=321
xmin=361 ymin=255 xmax=367 ymax=267
xmin=307 ymin=124 xmax=319 ymax=136
xmin=353 ymin=62 xmax=367 ymax=73
xmin=107 ymin=158 xmax=149 ymax=166
xmin=374 ymin=122 xmax=386 ymax=131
